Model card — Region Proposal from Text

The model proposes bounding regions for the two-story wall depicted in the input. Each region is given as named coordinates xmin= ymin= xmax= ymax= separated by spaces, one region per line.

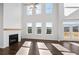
xmin=21 ymin=3 xmax=64 ymax=40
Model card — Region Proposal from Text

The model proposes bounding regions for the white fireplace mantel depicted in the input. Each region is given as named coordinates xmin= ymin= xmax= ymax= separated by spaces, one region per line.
xmin=2 ymin=3 xmax=22 ymax=48
xmin=3 ymin=29 xmax=21 ymax=48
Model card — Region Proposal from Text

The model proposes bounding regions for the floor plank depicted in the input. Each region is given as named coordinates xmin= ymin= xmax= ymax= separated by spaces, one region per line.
xmin=52 ymin=43 xmax=76 ymax=55
xmin=39 ymin=49 xmax=52 ymax=55
xmin=16 ymin=47 xmax=30 ymax=55
xmin=16 ymin=41 xmax=32 ymax=55
xmin=22 ymin=41 xmax=31 ymax=47
xmin=70 ymin=42 xmax=79 ymax=46
xmin=37 ymin=42 xmax=48 ymax=50
xmin=61 ymin=52 xmax=76 ymax=55
xmin=52 ymin=43 xmax=70 ymax=52
xmin=37 ymin=42 xmax=52 ymax=55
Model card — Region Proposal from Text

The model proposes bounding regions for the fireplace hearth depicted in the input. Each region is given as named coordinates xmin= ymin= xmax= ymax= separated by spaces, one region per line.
xmin=9 ymin=34 xmax=18 ymax=45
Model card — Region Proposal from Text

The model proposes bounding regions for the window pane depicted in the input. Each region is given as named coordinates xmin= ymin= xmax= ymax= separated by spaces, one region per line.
xmin=72 ymin=26 xmax=79 ymax=39
xmin=37 ymin=27 xmax=41 ymax=34
xmin=64 ymin=27 xmax=70 ymax=32
xmin=35 ymin=4 xmax=41 ymax=15
xmin=45 ymin=3 xmax=53 ymax=14
xmin=27 ymin=23 xmax=32 ymax=34
xmin=27 ymin=5 xmax=33 ymax=16
xmin=28 ymin=27 xmax=32 ymax=33
xmin=46 ymin=27 xmax=52 ymax=34
xmin=73 ymin=26 xmax=78 ymax=32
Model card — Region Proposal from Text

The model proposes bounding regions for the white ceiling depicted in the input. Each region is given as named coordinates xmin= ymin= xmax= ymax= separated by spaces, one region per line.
xmin=64 ymin=3 xmax=79 ymax=16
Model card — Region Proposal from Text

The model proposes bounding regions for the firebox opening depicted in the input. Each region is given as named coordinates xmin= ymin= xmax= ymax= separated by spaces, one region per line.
xmin=9 ymin=34 xmax=18 ymax=46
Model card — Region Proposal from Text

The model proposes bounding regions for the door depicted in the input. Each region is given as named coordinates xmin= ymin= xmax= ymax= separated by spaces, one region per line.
xmin=72 ymin=26 xmax=79 ymax=40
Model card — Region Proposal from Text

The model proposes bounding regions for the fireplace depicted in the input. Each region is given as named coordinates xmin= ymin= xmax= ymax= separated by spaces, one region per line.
xmin=9 ymin=34 xmax=18 ymax=45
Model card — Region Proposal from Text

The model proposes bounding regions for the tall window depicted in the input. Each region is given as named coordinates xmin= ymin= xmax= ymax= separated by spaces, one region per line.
xmin=45 ymin=3 xmax=53 ymax=14
xmin=27 ymin=5 xmax=33 ymax=16
xmin=36 ymin=23 xmax=42 ymax=34
xmin=72 ymin=26 xmax=79 ymax=39
xmin=46 ymin=23 xmax=52 ymax=34
xmin=35 ymin=4 xmax=41 ymax=15
xmin=27 ymin=23 xmax=32 ymax=34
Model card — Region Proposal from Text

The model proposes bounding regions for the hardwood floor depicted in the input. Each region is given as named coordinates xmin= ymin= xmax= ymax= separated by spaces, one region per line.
xmin=0 ymin=39 xmax=25 ymax=55
xmin=0 ymin=39 xmax=79 ymax=55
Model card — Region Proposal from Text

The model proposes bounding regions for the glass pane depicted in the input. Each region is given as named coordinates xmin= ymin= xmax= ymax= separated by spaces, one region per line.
xmin=46 ymin=27 xmax=52 ymax=34
xmin=27 ymin=5 xmax=33 ymax=16
xmin=28 ymin=27 xmax=32 ymax=33
xmin=37 ymin=27 xmax=41 ymax=34
xmin=35 ymin=4 xmax=41 ymax=15
xmin=27 ymin=11 xmax=32 ymax=15
xmin=64 ymin=27 xmax=70 ymax=32
xmin=45 ymin=3 xmax=53 ymax=14
xmin=73 ymin=26 xmax=78 ymax=32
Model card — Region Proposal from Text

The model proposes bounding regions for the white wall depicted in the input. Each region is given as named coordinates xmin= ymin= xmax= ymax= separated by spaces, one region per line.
xmin=57 ymin=4 xmax=64 ymax=40
xmin=3 ymin=3 xmax=22 ymax=29
xmin=0 ymin=3 xmax=3 ymax=48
